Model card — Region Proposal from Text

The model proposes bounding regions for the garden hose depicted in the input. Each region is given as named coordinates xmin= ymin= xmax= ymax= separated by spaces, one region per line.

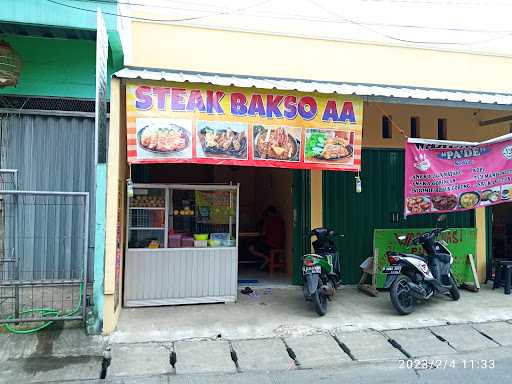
xmin=2 ymin=283 xmax=83 ymax=334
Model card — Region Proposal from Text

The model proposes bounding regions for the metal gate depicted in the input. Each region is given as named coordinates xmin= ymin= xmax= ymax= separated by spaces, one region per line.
xmin=0 ymin=190 xmax=89 ymax=325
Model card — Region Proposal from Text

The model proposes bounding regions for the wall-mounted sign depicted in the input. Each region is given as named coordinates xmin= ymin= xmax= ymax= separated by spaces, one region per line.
xmin=126 ymin=81 xmax=363 ymax=172
xmin=405 ymin=134 xmax=512 ymax=215
xmin=374 ymin=228 xmax=476 ymax=287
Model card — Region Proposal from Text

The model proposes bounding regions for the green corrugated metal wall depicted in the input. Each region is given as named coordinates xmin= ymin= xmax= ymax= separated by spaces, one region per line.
xmin=323 ymin=148 xmax=474 ymax=284
xmin=292 ymin=170 xmax=311 ymax=285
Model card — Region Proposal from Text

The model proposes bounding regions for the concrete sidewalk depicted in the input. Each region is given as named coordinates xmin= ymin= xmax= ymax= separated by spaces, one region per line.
xmin=2 ymin=283 xmax=512 ymax=383
xmin=2 ymin=322 xmax=512 ymax=383
xmin=112 ymin=284 xmax=512 ymax=343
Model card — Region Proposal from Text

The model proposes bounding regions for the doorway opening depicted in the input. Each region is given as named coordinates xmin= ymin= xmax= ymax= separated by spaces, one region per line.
xmin=131 ymin=163 xmax=297 ymax=286
xmin=491 ymin=203 xmax=512 ymax=268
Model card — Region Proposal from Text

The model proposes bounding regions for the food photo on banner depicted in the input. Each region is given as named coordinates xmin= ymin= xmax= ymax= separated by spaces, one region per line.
xmin=404 ymin=133 xmax=512 ymax=215
xmin=125 ymin=81 xmax=363 ymax=171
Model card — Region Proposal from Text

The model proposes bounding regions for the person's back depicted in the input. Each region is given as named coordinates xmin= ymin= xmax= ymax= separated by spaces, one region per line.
xmin=263 ymin=214 xmax=285 ymax=249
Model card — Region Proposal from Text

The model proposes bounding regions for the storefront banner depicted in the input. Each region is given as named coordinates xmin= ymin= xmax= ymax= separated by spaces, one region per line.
xmin=405 ymin=134 xmax=512 ymax=216
xmin=373 ymin=228 xmax=476 ymax=287
xmin=126 ymin=80 xmax=363 ymax=171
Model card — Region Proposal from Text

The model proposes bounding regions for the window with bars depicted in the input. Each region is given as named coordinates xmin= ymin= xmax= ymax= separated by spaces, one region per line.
xmin=382 ymin=115 xmax=392 ymax=139
xmin=410 ymin=117 xmax=420 ymax=138
xmin=438 ymin=118 xmax=447 ymax=140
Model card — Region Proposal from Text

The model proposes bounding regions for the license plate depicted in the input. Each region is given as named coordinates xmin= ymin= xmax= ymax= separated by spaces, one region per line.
xmin=383 ymin=266 xmax=402 ymax=274
xmin=303 ymin=266 xmax=321 ymax=274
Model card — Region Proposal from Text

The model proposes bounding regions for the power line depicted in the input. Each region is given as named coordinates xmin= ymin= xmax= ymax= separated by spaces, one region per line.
xmin=60 ymin=0 xmax=512 ymax=35
xmin=45 ymin=0 xmax=512 ymax=45
xmin=74 ymin=0 xmax=226 ymax=10
xmin=45 ymin=0 xmax=272 ymax=23
xmin=306 ymin=0 xmax=512 ymax=45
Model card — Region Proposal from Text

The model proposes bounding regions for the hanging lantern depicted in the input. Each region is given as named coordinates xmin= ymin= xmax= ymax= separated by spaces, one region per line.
xmin=0 ymin=41 xmax=21 ymax=87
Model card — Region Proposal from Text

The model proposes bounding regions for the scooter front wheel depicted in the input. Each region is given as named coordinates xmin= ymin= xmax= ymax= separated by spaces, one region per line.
xmin=390 ymin=274 xmax=416 ymax=315
xmin=312 ymin=290 xmax=328 ymax=316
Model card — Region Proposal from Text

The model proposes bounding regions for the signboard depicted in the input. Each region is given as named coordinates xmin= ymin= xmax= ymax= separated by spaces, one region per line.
xmin=95 ymin=9 xmax=108 ymax=164
xmin=126 ymin=81 xmax=363 ymax=171
xmin=405 ymin=134 xmax=512 ymax=215
xmin=373 ymin=228 xmax=476 ymax=288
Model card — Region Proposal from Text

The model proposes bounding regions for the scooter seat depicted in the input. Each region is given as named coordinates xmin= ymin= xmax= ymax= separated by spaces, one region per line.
xmin=398 ymin=253 xmax=427 ymax=263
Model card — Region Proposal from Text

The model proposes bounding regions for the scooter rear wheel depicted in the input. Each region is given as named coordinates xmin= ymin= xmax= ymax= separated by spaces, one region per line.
xmin=312 ymin=290 xmax=328 ymax=316
xmin=390 ymin=274 xmax=416 ymax=315
xmin=449 ymin=276 xmax=460 ymax=301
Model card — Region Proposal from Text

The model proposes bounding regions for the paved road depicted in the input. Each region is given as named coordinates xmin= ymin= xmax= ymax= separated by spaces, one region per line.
xmin=27 ymin=349 xmax=512 ymax=384
xmin=2 ymin=321 xmax=512 ymax=383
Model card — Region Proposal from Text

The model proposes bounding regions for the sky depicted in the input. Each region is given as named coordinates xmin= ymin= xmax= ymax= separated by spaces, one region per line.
xmin=120 ymin=0 xmax=512 ymax=56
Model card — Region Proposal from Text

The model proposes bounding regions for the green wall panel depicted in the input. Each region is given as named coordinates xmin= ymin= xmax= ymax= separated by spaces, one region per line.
xmin=292 ymin=170 xmax=311 ymax=285
xmin=0 ymin=35 xmax=117 ymax=99
xmin=323 ymin=148 xmax=474 ymax=284
xmin=2 ymin=0 xmax=118 ymax=31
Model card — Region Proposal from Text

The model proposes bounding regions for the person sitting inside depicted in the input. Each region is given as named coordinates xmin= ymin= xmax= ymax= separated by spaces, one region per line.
xmin=249 ymin=206 xmax=285 ymax=270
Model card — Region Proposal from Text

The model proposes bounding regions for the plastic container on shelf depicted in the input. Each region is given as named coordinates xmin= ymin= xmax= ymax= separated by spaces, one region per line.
xmin=208 ymin=239 xmax=221 ymax=247
xmin=168 ymin=234 xmax=182 ymax=248
xmin=194 ymin=240 xmax=208 ymax=248
xmin=181 ymin=236 xmax=194 ymax=248
xmin=210 ymin=233 xmax=230 ymax=241
xmin=194 ymin=234 xmax=208 ymax=241
xmin=221 ymin=239 xmax=236 ymax=247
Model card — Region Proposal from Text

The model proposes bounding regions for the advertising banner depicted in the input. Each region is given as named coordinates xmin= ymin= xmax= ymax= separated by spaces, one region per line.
xmin=404 ymin=134 xmax=512 ymax=215
xmin=126 ymin=81 xmax=363 ymax=171
xmin=373 ymin=228 xmax=476 ymax=287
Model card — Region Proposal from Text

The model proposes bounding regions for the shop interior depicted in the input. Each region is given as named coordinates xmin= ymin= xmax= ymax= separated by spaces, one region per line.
xmin=492 ymin=203 xmax=512 ymax=265
xmin=130 ymin=163 xmax=295 ymax=285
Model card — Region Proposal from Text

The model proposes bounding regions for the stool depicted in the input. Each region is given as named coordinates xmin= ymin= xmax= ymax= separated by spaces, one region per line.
xmin=269 ymin=249 xmax=285 ymax=276
xmin=493 ymin=260 xmax=512 ymax=295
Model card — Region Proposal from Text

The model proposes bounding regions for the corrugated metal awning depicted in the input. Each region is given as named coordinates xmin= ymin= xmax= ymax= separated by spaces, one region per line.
xmin=114 ymin=67 xmax=512 ymax=110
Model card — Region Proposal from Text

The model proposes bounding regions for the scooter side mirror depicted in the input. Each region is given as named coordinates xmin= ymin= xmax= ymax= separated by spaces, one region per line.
xmin=436 ymin=214 xmax=448 ymax=229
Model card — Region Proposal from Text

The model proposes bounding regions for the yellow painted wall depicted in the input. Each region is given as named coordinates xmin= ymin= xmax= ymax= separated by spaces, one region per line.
xmin=310 ymin=170 xmax=323 ymax=230
xmin=475 ymin=208 xmax=487 ymax=283
xmin=363 ymin=102 xmax=511 ymax=148
xmin=129 ymin=22 xmax=512 ymax=94
xmin=103 ymin=78 xmax=128 ymax=335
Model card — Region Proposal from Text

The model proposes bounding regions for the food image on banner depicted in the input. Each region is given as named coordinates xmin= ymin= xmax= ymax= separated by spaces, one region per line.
xmin=479 ymin=187 xmax=500 ymax=205
xmin=253 ymin=125 xmax=301 ymax=162
xmin=196 ymin=121 xmax=248 ymax=160
xmin=431 ymin=194 xmax=457 ymax=211
xmin=136 ymin=118 xmax=192 ymax=159
xmin=406 ymin=196 xmax=431 ymax=214
xmin=304 ymin=129 xmax=354 ymax=164
xmin=502 ymin=185 xmax=512 ymax=201
xmin=404 ymin=133 xmax=512 ymax=215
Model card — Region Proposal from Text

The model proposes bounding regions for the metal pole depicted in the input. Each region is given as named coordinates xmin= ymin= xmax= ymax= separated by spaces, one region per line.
xmin=13 ymin=193 xmax=19 ymax=322
xmin=82 ymin=193 xmax=90 ymax=321
xmin=13 ymin=170 xmax=18 ymax=190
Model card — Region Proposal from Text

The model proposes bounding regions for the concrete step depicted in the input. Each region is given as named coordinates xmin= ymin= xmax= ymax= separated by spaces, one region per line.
xmin=232 ymin=338 xmax=295 ymax=372
xmin=174 ymin=340 xmax=236 ymax=374
xmin=335 ymin=330 xmax=405 ymax=361
xmin=285 ymin=334 xmax=352 ymax=368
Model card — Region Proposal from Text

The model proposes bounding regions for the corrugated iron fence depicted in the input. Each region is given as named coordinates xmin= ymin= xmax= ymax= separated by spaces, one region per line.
xmin=0 ymin=113 xmax=96 ymax=281
xmin=0 ymin=190 xmax=89 ymax=324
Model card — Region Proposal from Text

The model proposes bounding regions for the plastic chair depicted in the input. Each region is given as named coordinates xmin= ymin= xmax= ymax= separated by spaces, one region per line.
xmin=493 ymin=260 xmax=512 ymax=295
xmin=269 ymin=249 xmax=285 ymax=276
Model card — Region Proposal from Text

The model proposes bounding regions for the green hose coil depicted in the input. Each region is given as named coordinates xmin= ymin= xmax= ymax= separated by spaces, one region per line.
xmin=2 ymin=283 xmax=83 ymax=334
